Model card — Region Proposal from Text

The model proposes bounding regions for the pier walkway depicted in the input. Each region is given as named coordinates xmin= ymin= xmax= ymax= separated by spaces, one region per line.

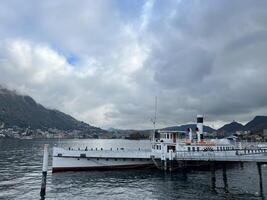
xmin=54 ymin=147 xmax=267 ymax=163
xmin=175 ymin=150 xmax=267 ymax=162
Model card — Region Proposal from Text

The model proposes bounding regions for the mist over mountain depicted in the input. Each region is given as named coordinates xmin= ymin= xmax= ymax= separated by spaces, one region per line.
xmin=0 ymin=86 xmax=105 ymax=135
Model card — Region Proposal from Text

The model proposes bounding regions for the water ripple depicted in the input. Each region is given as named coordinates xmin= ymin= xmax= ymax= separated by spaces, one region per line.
xmin=0 ymin=139 xmax=266 ymax=200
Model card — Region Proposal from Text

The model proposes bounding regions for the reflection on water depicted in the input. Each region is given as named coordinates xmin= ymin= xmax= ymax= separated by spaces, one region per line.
xmin=0 ymin=139 xmax=266 ymax=200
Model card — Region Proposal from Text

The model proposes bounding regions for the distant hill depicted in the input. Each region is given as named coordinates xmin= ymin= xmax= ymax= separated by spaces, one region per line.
xmin=0 ymin=86 xmax=105 ymax=134
xmin=162 ymin=124 xmax=215 ymax=133
xmin=218 ymin=121 xmax=244 ymax=133
xmin=108 ymin=128 xmax=151 ymax=138
xmin=244 ymin=116 xmax=267 ymax=132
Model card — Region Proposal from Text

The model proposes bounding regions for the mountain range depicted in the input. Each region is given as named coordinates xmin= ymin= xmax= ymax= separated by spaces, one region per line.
xmin=1 ymin=86 xmax=267 ymax=137
xmin=0 ymin=86 xmax=105 ymax=135
xmin=164 ymin=116 xmax=267 ymax=134
xmin=162 ymin=124 xmax=215 ymax=133
xmin=218 ymin=116 xmax=267 ymax=133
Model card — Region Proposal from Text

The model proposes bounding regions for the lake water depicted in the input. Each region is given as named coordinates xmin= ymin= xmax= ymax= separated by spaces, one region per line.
xmin=0 ymin=139 xmax=266 ymax=200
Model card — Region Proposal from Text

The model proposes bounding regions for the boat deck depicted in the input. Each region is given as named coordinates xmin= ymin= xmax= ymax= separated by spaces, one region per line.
xmin=53 ymin=147 xmax=152 ymax=159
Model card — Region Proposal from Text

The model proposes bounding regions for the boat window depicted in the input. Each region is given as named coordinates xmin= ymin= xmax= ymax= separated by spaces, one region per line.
xmin=80 ymin=154 xmax=86 ymax=158
xmin=57 ymin=153 xmax=62 ymax=157
xmin=123 ymin=158 xmax=126 ymax=161
xmin=97 ymin=158 xmax=99 ymax=160
xmin=159 ymin=145 xmax=161 ymax=150
xmin=197 ymin=147 xmax=200 ymax=152
xmin=192 ymin=147 xmax=195 ymax=152
xmin=106 ymin=158 xmax=109 ymax=161
xmin=167 ymin=134 xmax=169 ymax=139
xmin=114 ymin=158 xmax=117 ymax=161
xmin=220 ymin=147 xmax=222 ymax=151
xmin=132 ymin=158 xmax=135 ymax=161
xmin=188 ymin=147 xmax=191 ymax=152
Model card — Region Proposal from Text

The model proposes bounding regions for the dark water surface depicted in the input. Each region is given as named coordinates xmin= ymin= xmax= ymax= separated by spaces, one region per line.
xmin=0 ymin=139 xmax=266 ymax=200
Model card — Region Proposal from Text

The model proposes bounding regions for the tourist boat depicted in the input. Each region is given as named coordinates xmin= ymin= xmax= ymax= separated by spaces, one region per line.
xmin=52 ymin=146 xmax=154 ymax=172
xmin=52 ymin=115 xmax=244 ymax=172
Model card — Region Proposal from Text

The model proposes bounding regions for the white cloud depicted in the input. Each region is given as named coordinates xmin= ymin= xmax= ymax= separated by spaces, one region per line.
xmin=1 ymin=1 xmax=267 ymax=129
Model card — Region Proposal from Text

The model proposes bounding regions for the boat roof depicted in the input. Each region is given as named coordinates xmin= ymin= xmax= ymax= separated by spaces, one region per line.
xmin=158 ymin=130 xmax=186 ymax=134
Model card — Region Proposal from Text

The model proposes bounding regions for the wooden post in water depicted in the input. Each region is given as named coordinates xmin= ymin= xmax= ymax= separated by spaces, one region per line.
xmin=169 ymin=150 xmax=173 ymax=172
xmin=40 ymin=144 xmax=49 ymax=199
xmin=181 ymin=161 xmax=187 ymax=180
xmin=257 ymin=162 xmax=263 ymax=197
xmin=210 ymin=162 xmax=216 ymax=191
xmin=222 ymin=163 xmax=228 ymax=193
xmin=164 ymin=159 xmax=167 ymax=171
xmin=240 ymin=162 xmax=244 ymax=170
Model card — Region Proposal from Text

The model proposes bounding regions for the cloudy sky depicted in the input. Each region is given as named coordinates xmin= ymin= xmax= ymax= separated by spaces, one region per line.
xmin=0 ymin=0 xmax=267 ymax=129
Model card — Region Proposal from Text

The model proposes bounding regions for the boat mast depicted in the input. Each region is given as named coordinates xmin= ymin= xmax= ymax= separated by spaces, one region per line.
xmin=152 ymin=96 xmax=157 ymax=141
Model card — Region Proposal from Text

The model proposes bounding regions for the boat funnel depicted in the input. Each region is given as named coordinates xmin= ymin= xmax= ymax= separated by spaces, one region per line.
xmin=197 ymin=115 xmax=203 ymax=142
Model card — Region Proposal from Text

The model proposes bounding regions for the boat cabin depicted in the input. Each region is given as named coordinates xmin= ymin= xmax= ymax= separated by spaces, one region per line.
xmin=152 ymin=130 xmax=185 ymax=153
xmin=156 ymin=130 xmax=185 ymax=143
xmin=152 ymin=129 xmax=236 ymax=154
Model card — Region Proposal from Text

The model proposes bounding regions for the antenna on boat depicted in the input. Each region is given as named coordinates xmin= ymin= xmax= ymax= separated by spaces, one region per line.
xmin=151 ymin=96 xmax=157 ymax=141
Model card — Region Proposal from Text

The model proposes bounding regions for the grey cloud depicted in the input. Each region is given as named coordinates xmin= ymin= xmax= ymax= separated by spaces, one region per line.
xmin=1 ymin=1 xmax=267 ymax=129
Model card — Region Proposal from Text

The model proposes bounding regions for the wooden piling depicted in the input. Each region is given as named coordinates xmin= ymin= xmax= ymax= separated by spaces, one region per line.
xmin=240 ymin=162 xmax=244 ymax=170
xmin=222 ymin=163 xmax=228 ymax=193
xmin=182 ymin=161 xmax=187 ymax=180
xmin=257 ymin=162 xmax=263 ymax=197
xmin=210 ymin=162 xmax=216 ymax=191
xmin=164 ymin=159 xmax=167 ymax=171
xmin=40 ymin=144 xmax=49 ymax=199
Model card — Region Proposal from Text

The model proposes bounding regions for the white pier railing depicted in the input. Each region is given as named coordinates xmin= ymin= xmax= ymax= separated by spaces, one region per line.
xmin=175 ymin=150 xmax=267 ymax=162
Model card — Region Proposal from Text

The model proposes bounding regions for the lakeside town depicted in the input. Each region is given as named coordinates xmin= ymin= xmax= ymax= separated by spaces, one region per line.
xmin=1 ymin=123 xmax=267 ymax=142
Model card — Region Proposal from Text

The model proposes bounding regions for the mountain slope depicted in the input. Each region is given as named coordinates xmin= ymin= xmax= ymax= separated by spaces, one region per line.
xmin=244 ymin=116 xmax=267 ymax=132
xmin=218 ymin=121 xmax=244 ymax=132
xmin=0 ymin=87 xmax=104 ymax=133
xmin=162 ymin=124 xmax=215 ymax=133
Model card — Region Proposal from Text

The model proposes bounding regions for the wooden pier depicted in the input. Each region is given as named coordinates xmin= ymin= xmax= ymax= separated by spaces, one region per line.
xmin=152 ymin=147 xmax=267 ymax=198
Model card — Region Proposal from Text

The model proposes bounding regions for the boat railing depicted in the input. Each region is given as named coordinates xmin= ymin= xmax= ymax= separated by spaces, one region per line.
xmin=53 ymin=147 xmax=152 ymax=158
xmin=175 ymin=148 xmax=267 ymax=161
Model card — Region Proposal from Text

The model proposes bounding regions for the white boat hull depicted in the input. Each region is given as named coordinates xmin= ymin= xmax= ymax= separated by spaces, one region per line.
xmin=52 ymin=147 xmax=154 ymax=173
